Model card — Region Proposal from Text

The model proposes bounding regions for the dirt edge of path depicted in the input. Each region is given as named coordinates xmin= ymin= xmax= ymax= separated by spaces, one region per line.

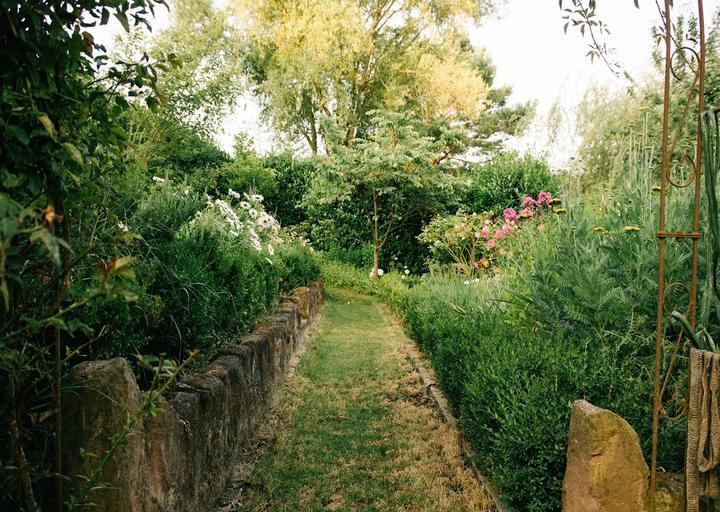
xmin=214 ymin=306 xmax=325 ymax=512
xmin=378 ymin=304 xmax=506 ymax=512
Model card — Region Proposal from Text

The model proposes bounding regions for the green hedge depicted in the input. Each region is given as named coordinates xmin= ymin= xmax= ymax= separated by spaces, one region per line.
xmin=466 ymin=152 xmax=558 ymax=215
xmin=78 ymin=184 xmax=318 ymax=361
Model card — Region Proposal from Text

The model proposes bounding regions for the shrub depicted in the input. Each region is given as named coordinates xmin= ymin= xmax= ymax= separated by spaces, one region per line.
xmin=466 ymin=152 xmax=558 ymax=214
xmin=398 ymin=148 xmax=689 ymax=510
xmin=263 ymin=153 xmax=316 ymax=226
xmin=316 ymin=255 xmax=377 ymax=295
xmin=376 ymin=272 xmax=412 ymax=314
xmin=401 ymin=274 xmax=667 ymax=512
xmin=79 ymin=184 xmax=308 ymax=361
xmin=277 ymin=241 xmax=321 ymax=292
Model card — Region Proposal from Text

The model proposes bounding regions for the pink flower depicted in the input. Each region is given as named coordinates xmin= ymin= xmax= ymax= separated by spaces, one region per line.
xmin=519 ymin=208 xmax=534 ymax=218
xmin=494 ymin=228 xmax=508 ymax=239
xmin=537 ymin=191 xmax=552 ymax=206
xmin=503 ymin=208 xmax=518 ymax=223
xmin=538 ymin=224 xmax=545 ymax=231
xmin=481 ymin=227 xmax=490 ymax=238
xmin=522 ymin=196 xmax=537 ymax=207
xmin=486 ymin=239 xmax=496 ymax=250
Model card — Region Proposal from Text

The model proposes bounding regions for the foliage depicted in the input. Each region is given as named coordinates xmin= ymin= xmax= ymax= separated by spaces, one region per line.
xmin=380 ymin=140 xmax=692 ymax=510
xmin=316 ymin=255 xmax=377 ymax=296
xmin=466 ymin=152 xmax=558 ymax=215
xmin=117 ymin=0 xmax=244 ymax=137
xmin=419 ymin=210 xmax=493 ymax=274
xmin=262 ymin=153 xmax=316 ymax=227
xmin=235 ymin=0 xmax=497 ymax=153
xmin=420 ymin=192 xmax=556 ymax=274
xmin=277 ymin=240 xmax=321 ymax=293
xmin=217 ymin=135 xmax=277 ymax=198
xmin=307 ymin=112 xmax=453 ymax=277
xmin=1 ymin=0 xmax=171 ymax=508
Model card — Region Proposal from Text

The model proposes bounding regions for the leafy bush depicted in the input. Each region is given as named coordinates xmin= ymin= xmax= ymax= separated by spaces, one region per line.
xmin=316 ymin=255 xmax=377 ymax=295
xmin=277 ymin=241 xmax=321 ymax=292
xmin=466 ymin=152 xmax=558 ymax=214
xmin=79 ymin=184 xmax=323 ymax=361
xmin=400 ymin=273 xmax=671 ymax=512
xmin=263 ymin=153 xmax=316 ymax=226
xmin=376 ymin=272 xmax=412 ymax=314
xmin=394 ymin=148 xmax=690 ymax=511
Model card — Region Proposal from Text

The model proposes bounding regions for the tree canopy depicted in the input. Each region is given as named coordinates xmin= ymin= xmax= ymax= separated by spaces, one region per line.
xmin=233 ymin=0 xmax=499 ymax=153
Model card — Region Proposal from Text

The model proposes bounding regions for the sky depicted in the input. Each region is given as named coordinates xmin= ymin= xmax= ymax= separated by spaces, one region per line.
xmin=97 ymin=0 xmax=720 ymax=166
xmin=470 ymin=0 xmax=720 ymax=166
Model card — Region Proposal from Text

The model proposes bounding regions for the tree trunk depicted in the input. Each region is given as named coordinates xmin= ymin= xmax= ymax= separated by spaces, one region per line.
xmin=372 ymin=243 xmax=379 ymax=280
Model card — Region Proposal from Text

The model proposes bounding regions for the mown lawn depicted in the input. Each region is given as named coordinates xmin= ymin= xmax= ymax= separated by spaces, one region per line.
xmin=236 ymin=288 xmax=493 ymax=512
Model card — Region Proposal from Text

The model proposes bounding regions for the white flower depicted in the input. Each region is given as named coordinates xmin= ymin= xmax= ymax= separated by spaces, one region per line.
xmin=464 ymin=280 xmax=470 ymax=285
xmin=267 ymin=243 xmax=274 ymax=256
xmin=404 ymin=269 xmax=410 ymax=275
xmin=265 ymin=257 xmax=273 ymax=265
xmin=228 ymin=188 xmax=242 ymax=199
xmin=117 ymin=222 xmax=129 ymax=232
xmin=184 ymin=188 xmax=190 ymax=196
xmin=249 ymin=193 xmax=264 ymax=202
xmin=152 ymin=176 xmax=165 ymax=183
xmin=239 ymin=201 xmax=251 ymax=210
xmin=248 ymin=208 xmax=259 ymax=219
xmin=370 ymin=268 xmax=385 ymax=278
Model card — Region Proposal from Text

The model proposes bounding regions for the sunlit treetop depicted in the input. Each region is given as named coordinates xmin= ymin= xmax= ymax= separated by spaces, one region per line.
xmin=230 ymin=0 xmax=498 ymax=153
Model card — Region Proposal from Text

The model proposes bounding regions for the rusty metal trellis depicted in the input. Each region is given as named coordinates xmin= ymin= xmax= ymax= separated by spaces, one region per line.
xmin=651 ymin=0 xmax=706 ymax=500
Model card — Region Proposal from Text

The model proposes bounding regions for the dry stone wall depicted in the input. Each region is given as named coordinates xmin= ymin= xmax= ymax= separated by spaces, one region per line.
xmin=62 ymin=281 xmax=324 ymax=512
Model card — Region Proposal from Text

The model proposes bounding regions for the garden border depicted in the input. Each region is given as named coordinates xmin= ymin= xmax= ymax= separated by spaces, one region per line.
xmin=62 ymin=280 xmax=324 ymax=512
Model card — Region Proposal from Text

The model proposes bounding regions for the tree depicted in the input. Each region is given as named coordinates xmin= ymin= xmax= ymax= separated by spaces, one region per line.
xmin=233 ymin=0 xmax=497 ymax=154
xmin=306 ymin=112 xmax=451 ymax=278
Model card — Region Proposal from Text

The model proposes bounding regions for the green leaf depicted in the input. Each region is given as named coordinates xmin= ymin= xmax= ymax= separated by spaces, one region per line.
xmin=38 ymin=113 xmax=55 ymax=139
xmin=6 ymin=125 xmax=29 ymax=145
xmin=62 ymin=142 xmax=84 ymax=166
xmin=115 ymin=12 xmax=130 ymax=32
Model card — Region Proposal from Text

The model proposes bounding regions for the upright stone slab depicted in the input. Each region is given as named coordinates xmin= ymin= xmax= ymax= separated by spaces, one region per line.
xmin=62 ymin=358 xmax=145 ymax=512
xmin=562 ymin=400 xmax=650 ymax=512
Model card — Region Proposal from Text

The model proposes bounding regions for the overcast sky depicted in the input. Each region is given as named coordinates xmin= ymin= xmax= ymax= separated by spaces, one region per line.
xmin=98 ymin=1 xmax=719 ymax=166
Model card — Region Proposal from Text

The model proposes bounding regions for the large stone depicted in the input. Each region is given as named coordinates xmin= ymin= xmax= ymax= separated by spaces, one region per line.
xmin=562 ymin=400 xmax=650 ymax=512
xmin=62 ymin=358 xmax=145 ymax=512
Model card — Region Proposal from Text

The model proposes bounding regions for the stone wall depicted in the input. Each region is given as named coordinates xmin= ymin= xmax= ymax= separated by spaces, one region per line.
xmin=62 ymin=281 xmax=324 ymax=512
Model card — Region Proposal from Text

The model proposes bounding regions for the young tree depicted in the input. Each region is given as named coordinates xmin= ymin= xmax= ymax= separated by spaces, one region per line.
xmin=233 ymin=0 xmax=497 ymax=154
xmin=307 ymin=112 xmax=451 ymax=278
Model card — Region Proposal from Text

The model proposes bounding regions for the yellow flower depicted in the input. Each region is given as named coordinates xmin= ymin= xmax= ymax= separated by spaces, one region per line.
xmin=624 ymin=226 xmax=641 ymax=232
xmin=592 ymin=226 xmax=608 ymax=233
xmin=554 ymin=207 xmax=567 ymax=214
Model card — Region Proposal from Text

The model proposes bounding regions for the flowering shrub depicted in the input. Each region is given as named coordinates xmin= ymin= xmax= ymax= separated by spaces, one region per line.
xmin=83 ymin=182 xmax=319 ymax=360
xmin=420 ymin=192 xmax=557 ymax=274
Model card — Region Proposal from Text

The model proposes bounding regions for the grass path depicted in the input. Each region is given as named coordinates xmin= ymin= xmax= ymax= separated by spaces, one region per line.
xmin=233 ymin=288 xmax=494 ymax=512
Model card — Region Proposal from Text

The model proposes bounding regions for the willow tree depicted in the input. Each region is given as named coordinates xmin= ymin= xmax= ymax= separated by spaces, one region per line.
xmin=233 ymin=0 xmax=497 ymax=154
